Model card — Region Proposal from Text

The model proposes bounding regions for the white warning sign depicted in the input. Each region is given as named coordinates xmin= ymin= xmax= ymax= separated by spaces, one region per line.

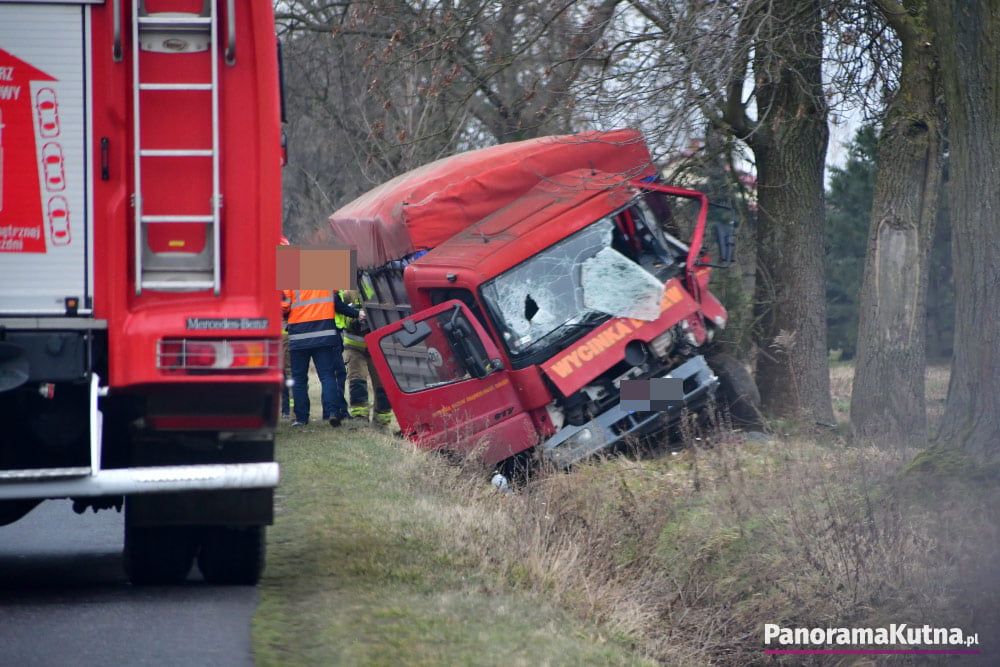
xmin=0 ymin=3 xmax=88 ymax=314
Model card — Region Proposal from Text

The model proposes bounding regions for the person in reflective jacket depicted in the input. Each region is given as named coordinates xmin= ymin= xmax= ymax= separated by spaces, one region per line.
xmin=336 ymin=288 xmax=392 ymax=426
xmin=282 ymin=289 xmax=361 ymax=427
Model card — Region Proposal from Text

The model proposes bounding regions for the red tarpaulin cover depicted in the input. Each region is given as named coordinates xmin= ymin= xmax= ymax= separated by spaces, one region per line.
xmin=327 ymin=129 xmax=656 ymax=268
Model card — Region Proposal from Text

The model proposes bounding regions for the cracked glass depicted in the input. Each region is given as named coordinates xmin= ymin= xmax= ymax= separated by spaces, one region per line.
xmin=581 ymin=247 xmax=664 ymax=321
xmin=481 ymin=218 xmax=613 ymax=355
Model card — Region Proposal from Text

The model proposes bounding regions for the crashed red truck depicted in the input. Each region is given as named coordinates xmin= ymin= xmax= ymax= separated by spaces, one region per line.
xmin=329 ymin=129 xmax=760 ymax=470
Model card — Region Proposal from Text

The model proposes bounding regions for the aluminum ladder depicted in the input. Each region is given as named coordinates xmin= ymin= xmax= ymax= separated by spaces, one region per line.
xmin=131 ymin=0 xmax=221 ymax=294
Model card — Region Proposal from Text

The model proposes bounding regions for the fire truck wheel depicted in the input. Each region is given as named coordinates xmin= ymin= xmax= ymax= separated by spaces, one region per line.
xmin=123 ymin=524 xmax=198 ymax=585
xmin=708 ymin=352 xmax=763 ymax=427
xmin=197 ymin=526 xmax=266 ymax=585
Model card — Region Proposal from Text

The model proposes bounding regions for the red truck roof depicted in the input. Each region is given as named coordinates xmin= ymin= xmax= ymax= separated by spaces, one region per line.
xmin=408 ymin=170 xmax=634 ymax=277
xmin=327 ymin=129 xmax=656 ymax=267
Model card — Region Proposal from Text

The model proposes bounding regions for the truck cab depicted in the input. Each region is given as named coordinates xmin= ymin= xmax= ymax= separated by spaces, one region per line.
xmin=365 ymin=169 xmax=728 ymax=467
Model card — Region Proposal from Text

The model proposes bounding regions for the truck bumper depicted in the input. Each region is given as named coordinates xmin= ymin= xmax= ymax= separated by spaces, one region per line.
xmin=541 ymin=355 xmax=718 ymax=468
xmin=0 ymin=371 xmax=279 ymax=502
xmin=0 ymin=462 xmax=279 ymax=501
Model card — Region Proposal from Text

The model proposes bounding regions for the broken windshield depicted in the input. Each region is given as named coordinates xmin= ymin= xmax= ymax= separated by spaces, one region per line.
xmin=481 ymin=213 xmax=666 ymax=360
xmin=482 ymin=219 xmax=612 ymax=357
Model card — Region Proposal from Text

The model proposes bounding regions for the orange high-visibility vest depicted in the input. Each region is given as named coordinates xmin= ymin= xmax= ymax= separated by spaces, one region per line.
xmin=283 ymin=289 xmax=339 ymax=349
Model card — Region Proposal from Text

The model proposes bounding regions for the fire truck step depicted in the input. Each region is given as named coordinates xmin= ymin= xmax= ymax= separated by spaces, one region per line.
xmin=140 ymin=149 xmax=214 ymax=157
xmin=137 ymin=16 xmax=211 ymax=33
xmin=139 ymin=83 xmax=213 ymax=91
xmin=141 ymin=215 xmax=214 ymax=224
xmin=0 ymin=467 xmax=91 ymax=480
xmin=141 ymin=272 xmax=215 ymax=291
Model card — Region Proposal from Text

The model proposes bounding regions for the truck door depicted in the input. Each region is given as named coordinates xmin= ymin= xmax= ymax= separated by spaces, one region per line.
xmin=0 ymin=1 xmax=91 ymax=314
xmin=367 ymin=299 xmax=536 ymax=465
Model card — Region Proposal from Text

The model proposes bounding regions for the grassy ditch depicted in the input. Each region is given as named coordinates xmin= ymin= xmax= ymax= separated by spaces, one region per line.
xmin=253 ymin=417 xmax=648 ymax=665
xmin=255 ymin=366 xmax=1000 ymax=664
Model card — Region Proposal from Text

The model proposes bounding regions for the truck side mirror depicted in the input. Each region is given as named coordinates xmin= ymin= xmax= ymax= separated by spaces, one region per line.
xmin=396 ymin=319 xmax=432 ymax=347
xmin=714 ymin=222 xmax=736 ymax=264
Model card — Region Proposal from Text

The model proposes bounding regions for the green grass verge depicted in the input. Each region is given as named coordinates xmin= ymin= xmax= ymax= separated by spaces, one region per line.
xmin=253 ymin=419 xmax=650 ymax=666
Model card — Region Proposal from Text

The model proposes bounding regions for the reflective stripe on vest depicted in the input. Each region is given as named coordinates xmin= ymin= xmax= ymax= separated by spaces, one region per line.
xmin=291 ymin=296 xmax=335 ymax=308
xmin=343 ymin=332 xmax=366 ymax=350
xmin=288 ymin=328 xmax=340 ymax=342
xmin=290 ymin=290 xmax=336 ymax=308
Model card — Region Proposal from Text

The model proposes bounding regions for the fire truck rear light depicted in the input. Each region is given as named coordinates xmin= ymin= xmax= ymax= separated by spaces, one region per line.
xmin=185 ymin=342 xmax=217 ymax=367
xmin=159 ymin=340 xmax=183 ymax=367
xmin=230 ymin=341 xmax=267 ymax=367
xmin=158 ymin=339 xmax=280 ymax=371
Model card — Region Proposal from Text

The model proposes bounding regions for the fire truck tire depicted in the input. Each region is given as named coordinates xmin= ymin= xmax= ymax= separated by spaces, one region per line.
xmin=197 ymin=526 xmax=266 ymax=585
xmin=123 ymin=524 xmax=198 ymax=585
xmin=708 ymin=353 xmax=763 ymax=427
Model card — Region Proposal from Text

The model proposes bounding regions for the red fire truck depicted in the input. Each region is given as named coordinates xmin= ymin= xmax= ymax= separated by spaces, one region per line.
xmin=0 ymin=0 xmax=283 ymax=584
xmin=329 ymin=130 xmax=755 ymax=471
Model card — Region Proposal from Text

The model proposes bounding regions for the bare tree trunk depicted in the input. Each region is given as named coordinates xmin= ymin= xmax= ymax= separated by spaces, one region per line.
xmin=929 ymin=0 xmax=1000 ymax=457
xmin=850 ymin=0 xmax=941 ymax=445
xmin=748 ymin=0 xmax=834 ymax=422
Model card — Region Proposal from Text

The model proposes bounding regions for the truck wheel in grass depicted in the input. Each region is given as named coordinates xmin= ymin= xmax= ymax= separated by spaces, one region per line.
xmin=708 ymin=353 xmax=763 ymax=427
xmin=197 ymin=526 xmax=266 ymax=585
xmin=124 ymin=524 xmax=198 ymax=585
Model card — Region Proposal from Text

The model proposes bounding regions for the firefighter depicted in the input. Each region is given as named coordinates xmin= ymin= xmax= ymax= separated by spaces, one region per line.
xmin=283 ymin=288 xmax=361 ymax=427
xmin=337 ymin=286 xmax=392 ymax=426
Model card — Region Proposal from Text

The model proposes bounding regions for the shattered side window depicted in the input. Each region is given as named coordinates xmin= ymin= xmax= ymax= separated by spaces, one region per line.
xmin=481 ymin=219 xmax=613 ymax=355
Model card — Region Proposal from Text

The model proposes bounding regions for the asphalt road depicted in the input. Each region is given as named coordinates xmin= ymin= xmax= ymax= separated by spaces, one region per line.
xmin=0 ymin=500 xmax=257 ymax=667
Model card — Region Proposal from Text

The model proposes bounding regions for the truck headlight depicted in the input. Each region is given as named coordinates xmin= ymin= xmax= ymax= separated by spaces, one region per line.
xmin=649 ymin=329 xmax=674 ymax=359
xmin=565 ymin=427 xmax=594 ymax=447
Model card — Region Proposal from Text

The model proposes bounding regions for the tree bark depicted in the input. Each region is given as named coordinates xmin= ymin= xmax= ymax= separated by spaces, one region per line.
xmin=850 ymin=0 xmax=941 ymax=445
xmin=747 ymin=0 xmax=834 ymax=422
xmin=929 ymin=0 xmax=1000 ymax=457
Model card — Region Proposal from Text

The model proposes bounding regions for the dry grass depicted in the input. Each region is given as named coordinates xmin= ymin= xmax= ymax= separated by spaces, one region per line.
xmin=402 ymin=365 xmax=1000 ymax=664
